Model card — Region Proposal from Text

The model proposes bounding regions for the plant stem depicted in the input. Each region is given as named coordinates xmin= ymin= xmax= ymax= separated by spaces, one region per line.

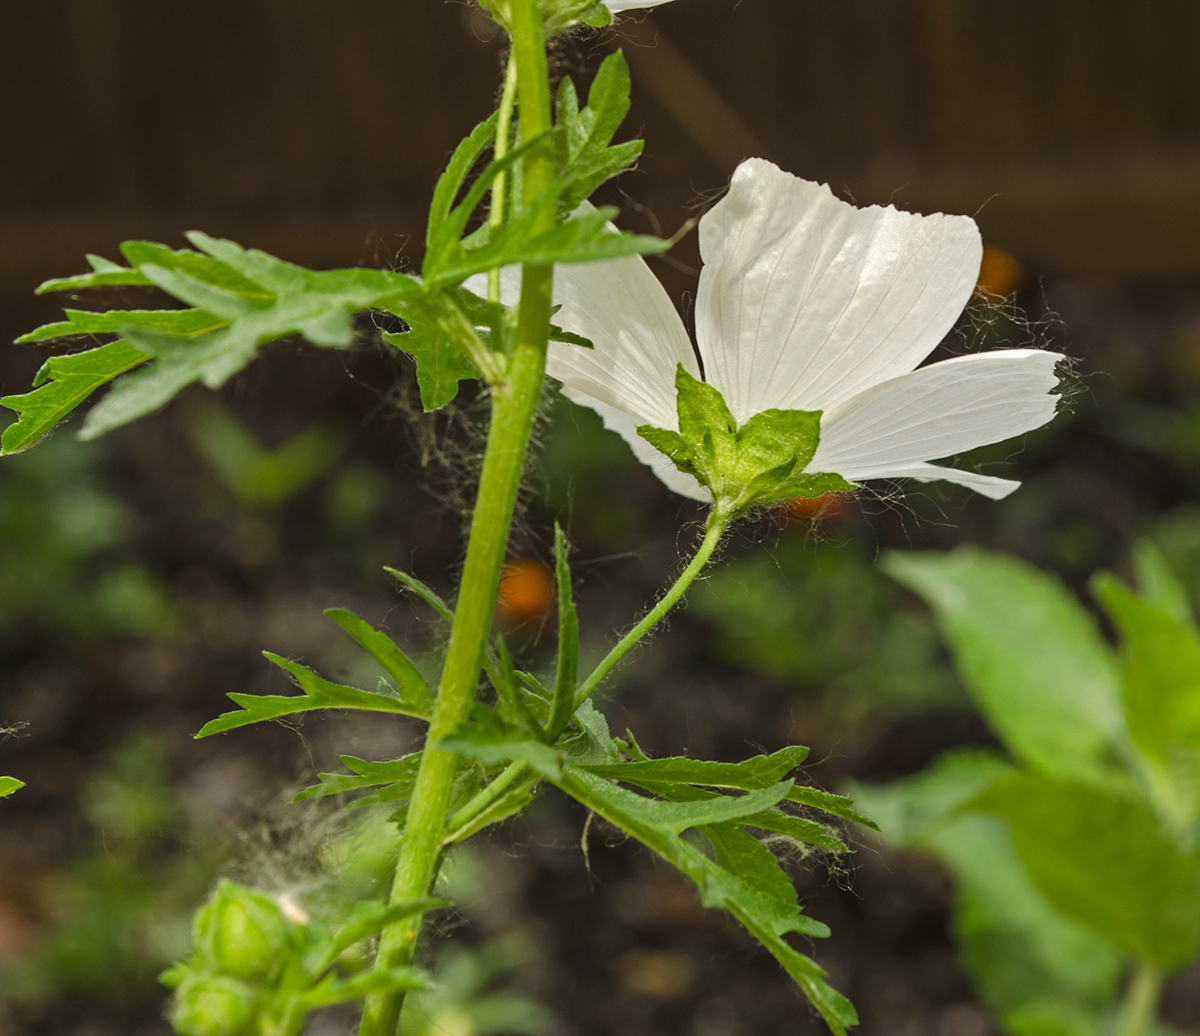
xmin=1116 ymin=964 xmax=1164 ymax=1036
xmin=356 ymin=3 xmax=554 ymax=1034
xmin=488 ymin=55 xmax=519 ymax=311
xmin=573 ymin=510 xmax=730 ymax=709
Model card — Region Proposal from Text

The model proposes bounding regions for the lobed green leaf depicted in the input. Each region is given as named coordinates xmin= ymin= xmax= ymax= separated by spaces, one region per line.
xmin=198 ymin=652 xmax=428 ymax=738
xmin=324 ymin=609 xmax=434 ymax=718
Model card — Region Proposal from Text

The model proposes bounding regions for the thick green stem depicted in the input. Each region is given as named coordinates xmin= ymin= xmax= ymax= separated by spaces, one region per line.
xmin=1116 ymin=964 xmax=1164 ymax=1036
xmin=356 ymin=3 xmax=554 ymax=1034
xmin=573 ymin=510 xmax=730 ymax=710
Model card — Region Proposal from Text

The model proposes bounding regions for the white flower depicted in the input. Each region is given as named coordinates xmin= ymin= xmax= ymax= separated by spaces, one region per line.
xmin=541 ymin=158 xmax=1062 ymax=503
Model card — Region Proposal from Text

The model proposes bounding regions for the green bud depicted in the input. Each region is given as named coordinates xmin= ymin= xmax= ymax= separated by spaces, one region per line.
xmin=193 ymin=879 xmax=289 ymax=982
xmin=169 ymin=973 xmax=259 ymax=1036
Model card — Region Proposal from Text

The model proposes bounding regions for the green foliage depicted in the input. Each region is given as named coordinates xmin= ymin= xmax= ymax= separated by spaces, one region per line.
xmin=872 ymin=543 xmax=1200 ymax=1036
xmin=399 ymin=934 xmax=556 ymax=1036
xmin=8 ymin=235 xmax=423 ymax=448
xmin=189 ymin=410 xmax=345 ymax=507
xmin=381 ymin=315 xmax=480 ymax=412
xmin=0 ymin=434 xmax=178 ymax=636
xmin=978 ymin=774 xmax=1200 ymax=971
xmin=882 ymin=548 xmax=1124 ymax=784
xmin=164 ymin=878 xmax=442 ymax=1036
xmin=639 ymin=366 xmax=855 ymax=514
xmin=0 ymin=776 xmax=23 ymax=797
xmin=693 ymin=534 xmax=960 ymax=715
xmin=855 ymin=760 xmax=1123 ymax=1036
xmin=440 ymin=694 xmax=863 ymax=1034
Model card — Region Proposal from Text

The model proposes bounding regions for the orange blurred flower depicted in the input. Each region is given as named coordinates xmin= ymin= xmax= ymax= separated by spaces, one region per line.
xmin=496 ymin=559 xmax=554 ymax=622
xmin=974 ymin=245 xmax=1025 ymax=299
xmin=777 ymin=491 xmax=849 ymax=525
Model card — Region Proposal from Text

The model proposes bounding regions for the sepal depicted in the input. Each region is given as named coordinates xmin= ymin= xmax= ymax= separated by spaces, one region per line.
xmin=638 ymin=366 xmax=855 ymax=515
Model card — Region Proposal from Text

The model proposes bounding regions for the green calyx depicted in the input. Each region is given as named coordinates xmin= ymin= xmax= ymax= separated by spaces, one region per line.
xmin=637 ymin=365 xmax=856 ymax=518
xmin=478 ymin=0 xmax=613 ymax=35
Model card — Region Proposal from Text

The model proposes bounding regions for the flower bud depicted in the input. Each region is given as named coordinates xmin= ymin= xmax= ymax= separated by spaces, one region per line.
xmin=193 ymin=879 xmax=289 ymax=981
xmin=169 ymin=973 xmax=259 ymax=1036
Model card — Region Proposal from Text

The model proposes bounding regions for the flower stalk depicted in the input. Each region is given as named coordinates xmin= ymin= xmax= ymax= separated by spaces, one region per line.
xmin=1116 ymin=964 xmax=1164 ymax=1036
xmin=357 ymin=1 xmax=555 ymax=1032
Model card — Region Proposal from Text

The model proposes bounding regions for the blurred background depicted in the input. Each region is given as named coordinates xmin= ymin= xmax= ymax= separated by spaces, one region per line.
xmin=3 ymin=1 xmax=1200 ymax=1034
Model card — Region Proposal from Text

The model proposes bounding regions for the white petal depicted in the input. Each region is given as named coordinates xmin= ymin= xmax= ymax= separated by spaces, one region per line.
xmin=561 ymin=387 xmax=711 ymax=502
xmin=604 ymin=0 xmax=676 ymax=9
xmin=860 ymin=462 xmax=1022 ymax=500
xmin=695 ymin=158 xmax=983 ymax=423
xmin=464 ymin=215 xmax=695 ymax=432
xmin=545 ymin=252 xmax=697 ymax=432
xmin=808 ymin=349 xmax=1061 ymax=493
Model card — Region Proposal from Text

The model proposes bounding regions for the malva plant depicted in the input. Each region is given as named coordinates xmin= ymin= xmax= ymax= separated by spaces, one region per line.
xmin=855 ymin=545 xmax=1200 ymax=1036
xmin=2 ymin=1 xmax=1067 ymax=1034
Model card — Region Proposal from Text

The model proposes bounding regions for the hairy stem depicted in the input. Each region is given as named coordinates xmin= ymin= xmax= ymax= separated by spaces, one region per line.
xmin=1116 ymin=964 xmax=1164 ymax=1036
xmin=573 ymin=509 xmax=730 ymax=709
xmin=356 ymin=3 xmax=555 ymax=1033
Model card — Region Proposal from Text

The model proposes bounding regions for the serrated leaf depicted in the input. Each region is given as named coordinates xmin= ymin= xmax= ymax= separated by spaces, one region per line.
xmin=1 ymin=342 xmax=149 ymax=455
xmin=553 ymin=52 xmax=643 ymax=210
xmin=24 ymin=236 xmax=424 ymax=443
xmin=784 ymin=785 xmax=879 ymax=829
xmin=555 ymin=767 xmax=856 ymax=1034
xmin=17 ymin=307 xmax=224 ymax=344
xmin=36 ymin=261 xmax=152 ymax=293
xmin=324 ymin=609 xmax=434 ymax=719
xmin=581 ymin=744 xmax=810 ymax=792
xmin=382 ymin=317 xmax=479 ymax=412
xmin=977 ymin=773 xmax=1200 ymax=970
xmin=883 ymin=548 xmax=1123 ymax=784
xmin=198 ymin=652 xmax=426 ymax=738
xmin=546 ymin=524 xmax=579 ymax=739
xmin=702 ymin=821 xmax=798 ymax=906
xmin=0 ymin=777 xmax=23 ymax=798
xmin=427 ymin=114 xmax=499 ymax=254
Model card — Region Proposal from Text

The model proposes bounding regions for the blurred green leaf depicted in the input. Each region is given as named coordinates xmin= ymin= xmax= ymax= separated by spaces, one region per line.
xmin=190 ymin=410 xmax=344 ymax=507
xmin=1094 ymin=572 xmax=1200 ymax=761
xmin=978 ymin=773 xmax=1200 ymax=970
xmin=934 ymin=815 xmax=1123 ymax=1036
xmin=883 ymin=548 xmax=1123 ymax=783
xmin=849 ymin=749 xmax=1012 ymax=844
xmin=0 ymin=776 xmax=23 ymax=797
xmin=1132 ymin=540 xmax=1194 ymax=626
